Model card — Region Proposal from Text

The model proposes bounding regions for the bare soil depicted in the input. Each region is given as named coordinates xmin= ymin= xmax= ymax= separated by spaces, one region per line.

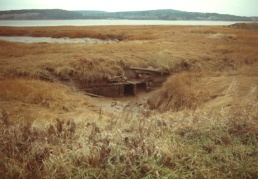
xmin=91 ymin=88 xmax=156 ymax=116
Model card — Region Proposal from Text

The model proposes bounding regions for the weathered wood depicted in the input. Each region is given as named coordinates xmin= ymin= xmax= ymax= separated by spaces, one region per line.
xmin=85 ymin=92 xmax=104 ymax=98
xmin=129 ymin=66 xmax=160 ymax=73
xmin=82 ymin=66 xmax=169 ymax=97
xmin=107 ymin=74 xmax=127 ymax=83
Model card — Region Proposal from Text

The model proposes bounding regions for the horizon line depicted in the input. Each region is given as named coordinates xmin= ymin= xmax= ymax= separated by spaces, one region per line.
xmin=0 ymin=8 xmax=257 ymax=17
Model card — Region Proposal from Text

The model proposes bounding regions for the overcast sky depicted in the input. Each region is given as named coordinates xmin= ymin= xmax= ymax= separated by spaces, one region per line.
xmin=1 ymin=0 xmax=258 ymax=17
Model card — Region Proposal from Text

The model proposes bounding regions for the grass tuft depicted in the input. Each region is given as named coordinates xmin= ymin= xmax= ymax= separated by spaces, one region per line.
xmin=148 ymin=72 xmax=208 ymax=112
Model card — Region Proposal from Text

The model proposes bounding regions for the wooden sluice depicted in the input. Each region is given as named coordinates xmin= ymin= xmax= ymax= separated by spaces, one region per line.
xmin=83 ymin=66 xmax=169 ymax=97
xmin=85 ymin=83 xmax=125 ymax=98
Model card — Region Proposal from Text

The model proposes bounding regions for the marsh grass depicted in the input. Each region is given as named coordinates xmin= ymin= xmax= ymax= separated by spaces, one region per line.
xmin=148 ymin=72 xmax=209 ymax=112
xmin=0 ymin=91 xmax=257 ymax=178
xmin=1 ymin=25 xmax=258 ymax=84
xmin=0 ymin=79 xmax=91 ymax=105
xmin=1 ymin=80 xmax=257 ymax=178
xmin=0 ymin=25 xmax=258 ymax=178
xmin=0 ymin=26 xmax=158 ymax=41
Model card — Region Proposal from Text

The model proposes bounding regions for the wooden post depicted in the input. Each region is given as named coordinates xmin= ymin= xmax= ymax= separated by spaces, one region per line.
xmin=133 ymin=84 xmax=137 ymax=96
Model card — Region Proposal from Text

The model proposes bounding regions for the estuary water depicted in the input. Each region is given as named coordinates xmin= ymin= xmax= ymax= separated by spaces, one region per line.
xmin=0 ymin=20 xmax=243 ymax=43
xmin=0 ymin=36 xmax=113 ymax=43
xmin=0 ymin=19 xmax=241 ymax=26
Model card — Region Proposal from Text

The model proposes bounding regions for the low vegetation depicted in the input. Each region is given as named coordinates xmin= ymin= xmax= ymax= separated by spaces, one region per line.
xmin=0 ymin=24 xmax=257 ymax=178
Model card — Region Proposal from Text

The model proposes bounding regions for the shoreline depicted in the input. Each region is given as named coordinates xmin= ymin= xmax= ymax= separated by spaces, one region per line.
xmin=0 ymin=19 xmax=246 ymax=27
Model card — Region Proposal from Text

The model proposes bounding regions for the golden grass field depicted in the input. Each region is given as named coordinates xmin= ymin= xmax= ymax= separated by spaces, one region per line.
xmin=0 ymin=24 xmax=258 ymax=178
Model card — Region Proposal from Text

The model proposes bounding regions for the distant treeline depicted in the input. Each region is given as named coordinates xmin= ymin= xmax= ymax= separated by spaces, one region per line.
xmin=77 ymin=9 xmax=258 ymax=21
xmin=0 ymin=9 xmax=84 ymax=20
xmin=0 ymin=9 xmax=257 ymax=21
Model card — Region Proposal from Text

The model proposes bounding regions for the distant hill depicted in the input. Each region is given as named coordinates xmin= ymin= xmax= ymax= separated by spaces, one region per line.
xmin=77 ymin=9 xmax=258 ymax=21
xmin=76 ymin=10 xmax=107 ymax=15
xmin=0 ymin=9 xmax=257 ymax=21
xmin=0 ymin=9 xmax=84 ymax=20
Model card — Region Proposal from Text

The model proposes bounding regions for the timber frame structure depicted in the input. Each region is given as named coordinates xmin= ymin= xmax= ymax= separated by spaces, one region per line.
xmin=84 ymin=66 xmax=169 ymax=97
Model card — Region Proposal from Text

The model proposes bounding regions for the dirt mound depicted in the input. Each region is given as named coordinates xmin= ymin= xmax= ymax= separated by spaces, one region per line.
xmin=229 ymin=23 xmax=258 ymax=30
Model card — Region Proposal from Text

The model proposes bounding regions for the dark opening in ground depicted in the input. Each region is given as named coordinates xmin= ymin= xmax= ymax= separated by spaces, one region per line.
xmin=124 ymin=83 xmax=135 ymax=96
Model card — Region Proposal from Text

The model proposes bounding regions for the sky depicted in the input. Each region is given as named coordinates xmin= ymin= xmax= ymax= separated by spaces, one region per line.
xmin=1 ymin=0 xmax=258 ymax=17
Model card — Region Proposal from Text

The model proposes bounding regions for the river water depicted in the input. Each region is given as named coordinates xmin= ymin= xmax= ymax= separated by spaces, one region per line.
xmin=0 ymin=36 xmax=113 ymax=43
xmin=0 ymin=20 xmax=243 ymax=43
xmin=0 ymin=19 xmax=242 ymax=26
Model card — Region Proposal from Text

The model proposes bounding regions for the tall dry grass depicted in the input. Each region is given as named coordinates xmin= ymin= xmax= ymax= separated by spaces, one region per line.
xmin=0 ymin=78 xmax=94 ymax=124
xmin=0 ymin=79 xmax=90 ymax=105
xmin=148 ymin=72 xmax=208 ymax=112
xmin=0 ymin=88 xmax=257 ymax=178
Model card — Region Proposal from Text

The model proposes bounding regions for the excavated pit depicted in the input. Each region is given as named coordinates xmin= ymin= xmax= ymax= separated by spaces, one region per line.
xmin=83 ymin=82 xmax=148 ymax=98
xmin=80 ymin=67 xmax=170 ymax=98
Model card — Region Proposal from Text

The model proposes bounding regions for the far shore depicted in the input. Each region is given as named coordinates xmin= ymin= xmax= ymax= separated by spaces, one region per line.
xmin=0 ymin=19 xmax=247 ymax=27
